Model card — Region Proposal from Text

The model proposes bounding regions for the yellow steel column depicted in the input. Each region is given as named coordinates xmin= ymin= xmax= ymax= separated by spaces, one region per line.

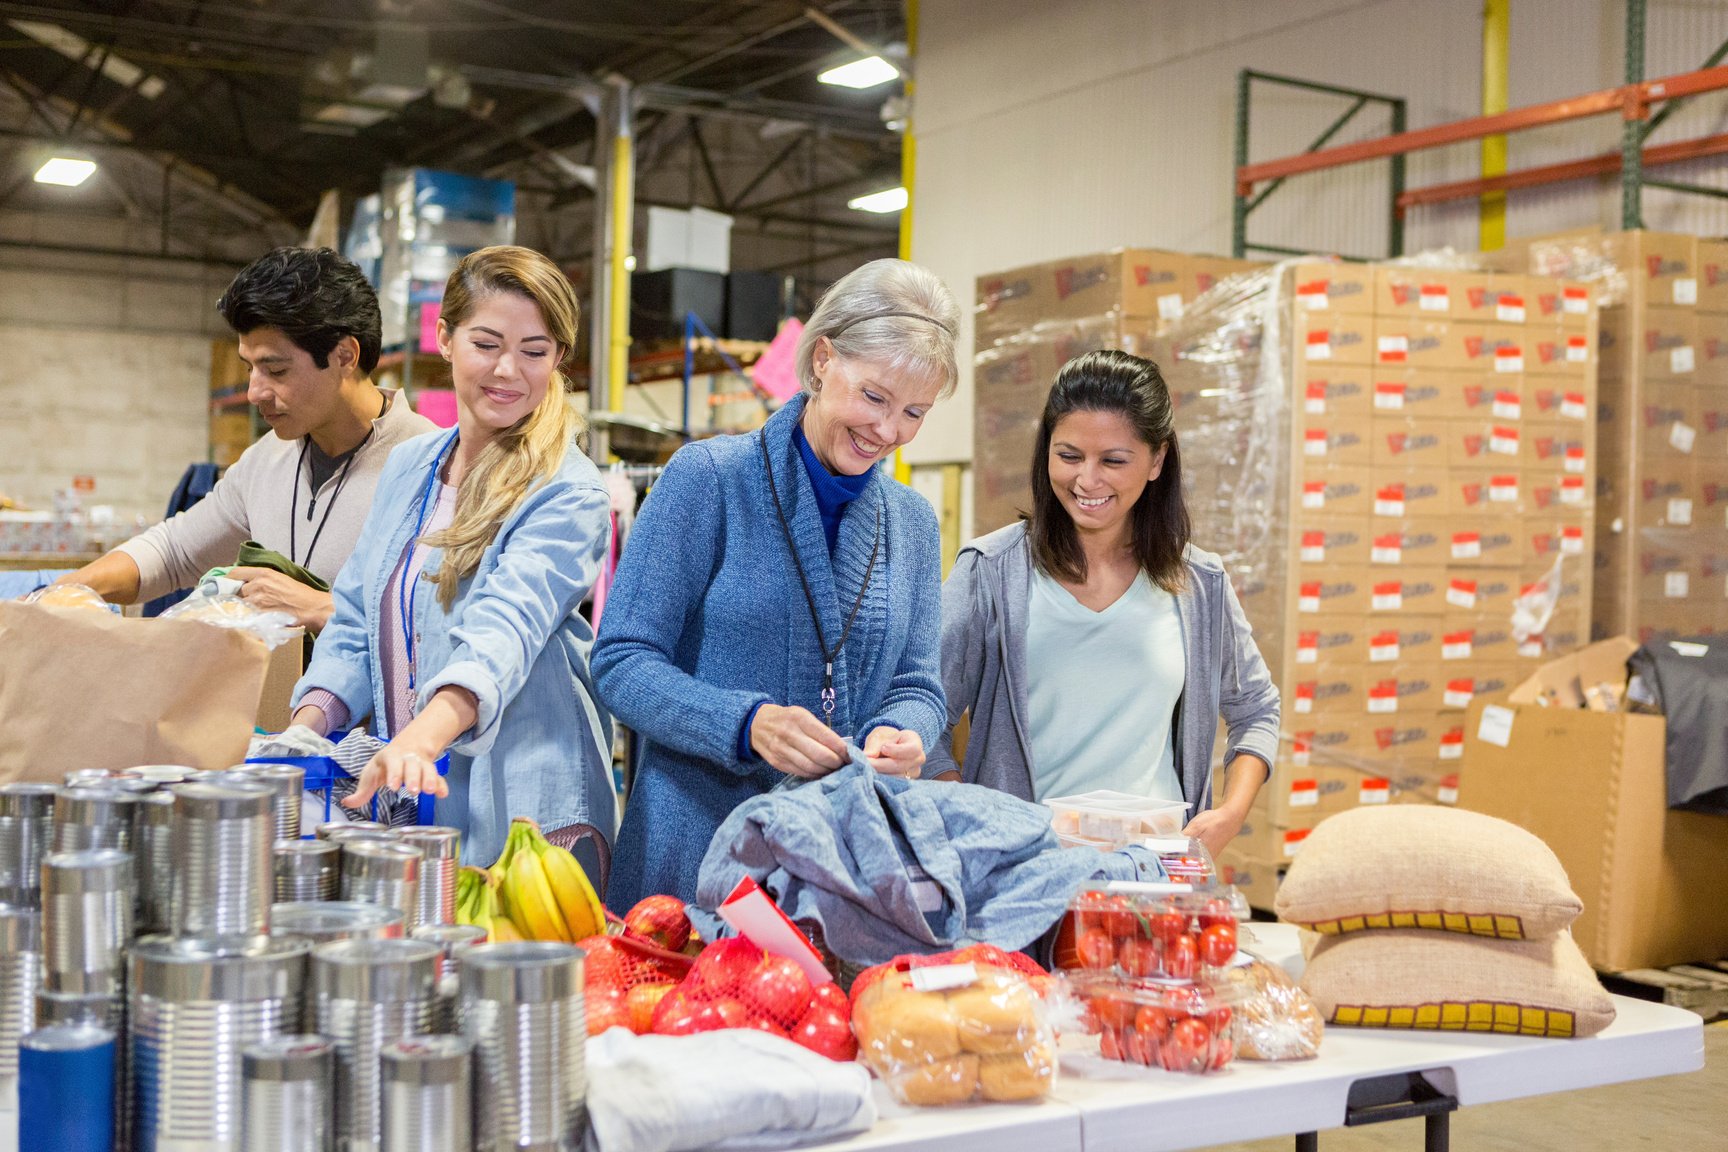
xmin=608 ymin=84 xmax=635 ymax=420
xmin=1480 ymin=0 xmax=1510 ymax=250
xmin=893 ymin=0 xmax=917 ymax=486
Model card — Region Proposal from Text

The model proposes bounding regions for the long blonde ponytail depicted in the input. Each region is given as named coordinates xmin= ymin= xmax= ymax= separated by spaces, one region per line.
xmin=424 ymin=246 xmax=584 ymax=610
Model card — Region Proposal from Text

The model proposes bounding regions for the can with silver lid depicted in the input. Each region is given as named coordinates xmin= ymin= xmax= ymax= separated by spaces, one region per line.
xmin=325 ymin=829 xmax=401 ymax=851
xmin=396 ymin=828 xmax=459 ymax=929
xmin=340 ymin=841 xmax=422 ymax=932
xmin=410 ymin=924 xmax=485 ymax=1034
xmin=460 ymin=942 xmax=586 ymax=1151
xmin=0 ymin=783 xmax=57 ymax=907
xmin=313 ymin=938 xmax=440 ymax=1152
xmin=35 ymin=988 xmax=120 ymax=1030
xmin=0 ymin=907 xmax=41 ymax=1134
xmin=381 ymin=1035 xmax=472 ymax=1152
xmin=268 ymin=902 xmax=404 ymax=947
xmin=52 ymin=787 xmax=138 ymax=854
xmin=274 ymin=840 xmax=339 ymax=903
xmin=233 ymin=764 xmax=306 ymax=844
xmin=125 ymin=767 xmax=193 ymax=786
xmin=241 ymin=1035 xmax=332 ymax=1152
xmin=129 ymin=935 xmax=310 ymax=1152
xmin=62 ymin=769 xmax=120 ymax=787
xmin=42 ymin=848 xmax=131 ymax=995
xmin=170 ymin=781 xmax=272 ymax=941
xmin=134 ymin=791 xmax=176 ymax=936
xmin=316 ymin=820 xmax=389 ymax=841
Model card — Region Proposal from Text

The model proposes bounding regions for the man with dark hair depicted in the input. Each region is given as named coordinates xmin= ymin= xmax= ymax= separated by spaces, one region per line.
xmin=62 ymin=246 xmax=434 ymax=631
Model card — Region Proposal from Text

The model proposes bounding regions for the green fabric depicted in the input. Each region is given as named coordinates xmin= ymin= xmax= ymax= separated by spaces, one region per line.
xmin=233 ymin=540 xmax=331 ymax=593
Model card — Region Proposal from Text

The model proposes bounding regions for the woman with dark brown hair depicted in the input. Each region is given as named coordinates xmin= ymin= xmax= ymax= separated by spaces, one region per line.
xmin=929 ymin=349 xmax=1279 ymax=857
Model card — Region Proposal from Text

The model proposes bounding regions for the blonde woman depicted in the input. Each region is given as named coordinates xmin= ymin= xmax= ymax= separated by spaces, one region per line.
xmin=290 ymin=246 xmax=615 ymax=867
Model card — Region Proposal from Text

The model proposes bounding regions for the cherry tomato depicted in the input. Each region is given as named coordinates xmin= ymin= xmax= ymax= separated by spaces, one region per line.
xmin=1134 ymin=1004 xmax=1169 ymax=1044
xmin=1077 ymin=928 xmax=1116 ymax=970
xmin=1200 ymin=922 xmax=1238 ymax=968
xmin=1119 ymin=937 xmax=1160 ymax=978
xmin=1099 ymin=1026 xmax=1123 ymax=1062
xmin=1198 ymin=898 xmax=1236 ymax=932
xmin=1092 ymin=993 xmax=1137 ymax=1032
xmin=1209 ymin=1005 xmax=1233 ymax=1034
xmin=1165 ymin=933 xmax=1198 ymax=982
xmin=1100 ymin=895 xmax=1137 ymax=939
xmin=1161 ymin=1017 xmax=1212 ymax=1073
xmin=1150 ymin=911 xmax=1188 ymax=946
xmin=1208 ymin=1035 xmax=1236 ymax=1071
xmin=1123 ymin=1026 xmax=1156 ymax=1066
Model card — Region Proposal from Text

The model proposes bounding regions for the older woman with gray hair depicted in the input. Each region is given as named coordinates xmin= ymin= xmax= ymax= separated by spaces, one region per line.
xmin=593 ymin=258 xmax=961 ymax=908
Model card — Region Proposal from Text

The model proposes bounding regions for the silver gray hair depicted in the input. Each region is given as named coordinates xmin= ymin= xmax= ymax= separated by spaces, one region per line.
xmin=795 ymin=258 xmax=961 ymax=399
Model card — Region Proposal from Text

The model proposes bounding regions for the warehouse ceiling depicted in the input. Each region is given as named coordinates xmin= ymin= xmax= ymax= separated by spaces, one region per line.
xmin=0 ymin=0 xmax=906 ymax=274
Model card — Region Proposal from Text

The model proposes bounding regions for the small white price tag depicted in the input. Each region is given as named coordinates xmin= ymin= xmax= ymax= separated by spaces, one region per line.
xmin=1287 ymin=782 xmax=1318 ymax=808
xmin=1443 ymin=636 xmax=1473 ymax=660
xmin=909 ymin=963 xmax=979 ymax=993
xmin=1666 ymin=571 xmax=1690 ymax=598
xmin=1157 ymin=293 xmax=1185 ymax=321
xmin=1492 ymin=392 xmax=1522 ymax=419
xmin=1518 ymin=638 xmax=1546 ymax=658
xmin=1367 ymin=693 xmax=1397 ymax=714
xmin=1497 ymin=297 xmax=1526 ymax=323
xmin=1670 ymin=422 xmax=1697 ymax=453
xmin=1283 ymin=830 xmax=1310 ymax=857
xmin=1306 ymin=333 xmax=1332 ymax=360
xmin=1298 ymin=589 xmax=1321 ymax=613
xmin=1372 ymin=588 xmax=1403 ymax=611
xmin=1438 ymin=780 xmax=1460 ymax=804
xmin=1298 ymin=282 xmax=1329 ymax=310
xmin=1370 ymin=638 xmax=1400 ymax=662
xmin=1444 ymin=684 xmax=1475 ymax=709
xmin=1305 ymin=430 xmax=1329 ymax=456
xmin=1489 ymin=427 xmax=1520 ymax=455
xmin=1561 ymin=528 xmax=1584 ymax=555
xmin=1374 ymin=384 xmax=1405 ymax=410
xmin=1675 ymin=278 xmax=1698 ymax=306
xmin=1378 ymin=335 xmax=1409 ymax=361
xmin=1566 ymin=338 xmax=1589 ymax=363
xmin=1561 ymin=393 xmax=1588 ymax=420
xmin=1293 ymin=687 xmax=1314 ymax=713
xmin=1560 ymin=478 xmax=1586 ymax=505
xmin=1669 ymin=498 xmax=1693 ymax=526
xmin=1302 ymin=483 xmax=1326 ymax=509
xmin=1452 ymin=534 xmax=1482 ymax=560
xmin=1673 ymin=345 xmax=1696 ymax=374
xmin=1477 ymin=704 xmax=1516 ymax=748
xmin=1447 ymin=581 xmax=1477 ymax=608
xmin=1375 ymin=496 xmax=1406 ymax=517
xmin=1439 ymin=734 xmax=1465 ymax=760
xmin=1296 ymin=644 xmax=1318 ymax=665
xmin=1495 ymin=347 xmax=1524 ymax=373
xmin=1563 ymin=288 xmax=1589 ymax=314
xmin=1489 ymin=477 xmax=1519 ymax=503
xmin=1372 ymin=542 xmax=1403 ymax=564
xmin=1419 ymin=285 xmax=1449 ymax=312
xmin=1301 ymin=534 xmax=1326 ymax=562
xmin=1564 ymin=446 xmax=1587 ymax=474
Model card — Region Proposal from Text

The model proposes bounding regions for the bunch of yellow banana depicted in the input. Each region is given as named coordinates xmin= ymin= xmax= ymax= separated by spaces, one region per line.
xmin=483 ymin=817 xmax=606 ymax=944
xmin=455 ymin=865 xmax=523 ymax=942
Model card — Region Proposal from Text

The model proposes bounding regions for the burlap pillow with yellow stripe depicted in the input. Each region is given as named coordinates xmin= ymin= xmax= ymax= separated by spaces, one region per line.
xmin=1300 ymin=928 xmax=1615 ymax=1038
xmin=1273 ymin=806 xmax=1581 ymax=941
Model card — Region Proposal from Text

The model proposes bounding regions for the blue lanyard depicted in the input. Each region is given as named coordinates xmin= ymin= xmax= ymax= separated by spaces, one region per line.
xmin=400 ymin=429 xmax=459 ymax=692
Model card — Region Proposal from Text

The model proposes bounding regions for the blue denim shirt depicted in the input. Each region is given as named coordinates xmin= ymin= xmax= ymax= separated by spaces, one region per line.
xmin=293 ymin=427 xmax=616 ymax=866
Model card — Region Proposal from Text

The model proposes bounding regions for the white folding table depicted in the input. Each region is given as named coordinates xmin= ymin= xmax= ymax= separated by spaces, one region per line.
xmin=826 ymin=923 xmax=1705 ymax=1152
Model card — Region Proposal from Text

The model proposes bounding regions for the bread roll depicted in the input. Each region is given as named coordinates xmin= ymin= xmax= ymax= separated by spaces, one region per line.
xmin=855 ymin=986 xmax=962 ymax=1067
xmin=27 ymin=584 xmax=108 ymax=612
xmin=950 ymin=968 xmax=1039 ymax=1055
xmin=978 ymin=1047 xmax=1055 ymax=1102
xmin=895 ymin=1054 xmax=979 ymax=1107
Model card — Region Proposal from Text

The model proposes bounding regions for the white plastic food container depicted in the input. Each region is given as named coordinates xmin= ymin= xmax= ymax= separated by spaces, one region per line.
xmin=1043 ymin=791 xmax=1192 ymax=847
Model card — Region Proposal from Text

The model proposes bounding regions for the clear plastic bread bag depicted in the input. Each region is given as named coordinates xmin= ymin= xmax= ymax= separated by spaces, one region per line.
xmin=1216 ymin=952 xmax=1323 ymax=1060
xmin=160 ymin=592 xmax=299 ymax=648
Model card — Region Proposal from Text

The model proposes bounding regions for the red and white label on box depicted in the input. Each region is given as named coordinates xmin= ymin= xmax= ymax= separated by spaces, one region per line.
xmin=1291 ymin=734 xmax=1313 ymax=767
xmin=1292 ymin=682 xmax=1315 ymax=714
xmin=1375 ymin=485 xmax=1405 ymax=517
xmin=1283 ymin=829 xmax=1311 ymax=858
xmin=1297 ymin=280 xmax=1330 ymax=310
xmin=1489 ymin=475 xmax=1519 ymax=503
xmin=1302 ymin=480 xmax=1327 ymax=509
xmin=1296 ymin=632 xmax=1320 ymax=664
xmin=1288 ymin=778 xmax=1319 ymax=807
xmin=1442 ymin=631 xmax=1474 ymax=660
xmin=1563 ymin=286 xmax=1589 ymax=314
xmin=1440 ymin=729 xmax=1466 ymax=760
xmin=1369 ymin=632 xmax=1400 ymax=662
xmin=1564 ymin=445 xmax=1586 ymax=474
xmin=1489 ymin=426 xmax=1520 ymax=455
xmin=1372 ymin=581 xmax=1403 ymax=611
xmin=1492 ymin=390 xmax=1522 ymax=420
xmin=1306 ymin=330 xmax=1333 ymax=360
xmin=1305 ymin=428 xmax=1330 ymax=457
xmin=1446 ymin=578 xmax=1478 ymax=608
xmin=1495 ymin=346 xmax=1524 ymax=373
xmin=1438 ymin=774 xmax=1461 ymax=805
xmin=1301 ymin=531 xmax=1327 ymax=562
xmin=1378 ymin=335 xmax=1409 ymax=363
xmin=1374 ymin=381 xmax=1406 ymax=411
xmin=1518 ymin=637 xmax=1547 ymax=659
xmin=1419 ymin=284 xmax=1450 ymax=312
xmin=1562 ymin=525 xmax=1585 ymax=555
xmin=1452 ymin=532 xmax=1482 ymax=559
xmin=1367 ymin=680 xmax=1399 ymax=714
xmin=1670 ymin=422 xmax=1696 ymax=454
xmin=1304 ymin=382 xmax=1328 ymax=414
xmin=1359 ymin=778 xmax=1392 ymax=805
xmin=1560 ymin=476 xmax=1587 ymax=505
xmin=1497 ymin=296 xmax=1526 ymax=324
xmin=1566 ymin=335 xmax=1589 ymax=363
xmin=1372 ymin=533 xmax=1403 ymax=565
xmin=1561 ymin=392 xmax=1588 ymax=420
xmin=1299 ymin=581 xmax=1322 ymax=613
xmin=1444 ymin=679 xmax=1476 ymax=709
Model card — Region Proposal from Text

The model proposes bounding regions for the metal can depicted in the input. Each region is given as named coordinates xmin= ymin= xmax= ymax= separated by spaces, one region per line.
xmin=460 ymin=942 xmax=586 ymax=1152
xmin=410 ymin=924 xmax=485 ymax=1034
xmin=268 ymin=902 xmax=405 ymax=947
xmin=170 ymin=781 xmax=272 ymax=942
xmin=233 ymin=764 xmax=307 ymax=844
xmin=41 ymin=848 xmax=132 ymax=995
xmin=0 ymin=907 xmax=41 ymax=1129
xmin=313 ymin=938 xmax=440 ymax=1152
xmin=134 ymin=791 xmax=177 ymax=936
xmin=325 ymin=829 xmax=401 ymax=850
xmin=125 ymin=767 xmax=194 ymax=786
xmin=0 ymin=783 xmax=57 ymax=907
xmin=52 ymin=787 xmax=138 ymax=854
xmin=129 ymin=935 xmax=310 ymax=1152
xmin=63 ymin=769 xmax=120 ymax=787
xmin=316 ymin=820 xmax=389 ymax=841
xmin=35 ymin=988 xmax=121 ymax=1030
xmin=274 ymin=840 xmax=340 ymax=903
xmin=18 ymin=1023 xmax=116 ymax=1152
xmin=381 ymin=1035 xmax=473 ymax=1152
xmin=241 ymin=1035 xmax=332 ymax=1152
xmin=340 ymin=841 xmax=422 ymax=932
xmin=397 ymin=828 xmax=460 ymax=929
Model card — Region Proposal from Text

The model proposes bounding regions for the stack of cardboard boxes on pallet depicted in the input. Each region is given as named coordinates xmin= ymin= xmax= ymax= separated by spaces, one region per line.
xmin=971 ymin=248 xmax=1264 ymax=535
xmin=1219 ymin=261 xmax=1599 ymax=910
xmin=1491 ymin=231 xmax=1728 ymax=644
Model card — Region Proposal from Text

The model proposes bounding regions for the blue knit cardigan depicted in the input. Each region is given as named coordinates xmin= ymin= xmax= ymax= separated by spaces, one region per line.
xmin=592 ymin=393 xmax=947 ymax=909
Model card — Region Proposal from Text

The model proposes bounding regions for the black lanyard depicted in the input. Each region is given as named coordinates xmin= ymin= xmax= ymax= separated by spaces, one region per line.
xmin=289 ymin=432 xmax=368 ymax=571
xmin=760 ymin=431 xmax=882 ymax=728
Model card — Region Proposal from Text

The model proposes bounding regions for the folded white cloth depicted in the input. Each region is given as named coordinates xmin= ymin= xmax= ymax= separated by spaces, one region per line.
xmin=584 ymin=1028 xmax=876 ymax=1152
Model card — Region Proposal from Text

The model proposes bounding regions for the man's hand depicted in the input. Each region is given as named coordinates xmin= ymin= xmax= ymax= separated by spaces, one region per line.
xmin=750 ymin=704 xmax=849 ymax=779
xmin=231 ymin=567 xmax=334 ymax=632
xmin=863 ymin=726 xmax=924 ymax=779
xmin=1182 ymin=807 xmax=1246 ymax=860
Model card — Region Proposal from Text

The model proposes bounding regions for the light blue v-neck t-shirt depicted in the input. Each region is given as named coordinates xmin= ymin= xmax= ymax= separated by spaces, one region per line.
xmin=1026 ymin=567 xmax=1186 ymax=802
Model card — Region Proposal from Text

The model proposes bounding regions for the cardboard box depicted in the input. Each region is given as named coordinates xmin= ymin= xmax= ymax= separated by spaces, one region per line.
xmin=1527 ymin=326 xmax=1595 ymax=376
xmin=256 ymin=630 xmax=306 ymax=732
xmin=1366 ymin=368 xmax=1487 ymax=420
xmin=1290 ymin=261 xmax=1376 ymax=315
xmin=1699 ymin=239 xmax=1728 ymax=314
xmin=1634 ymin=538 xmax=1697 ymax=603
xmin=1693 ymin=390 xmax=1728 ymax=459
xmin=1298 ymin=415 xmax=1374 ymax=468
xmin=1695 ymin=313 xmax=1728 ymax=387
xmin=1633 ymin=599 xmax=1724 ymax=644
xmin=1363 ymin=519 xmax=1450 ymax=568
xmin=1520 ymin=513 xmax=1591 ymax=567
xmin=1230 ymin=799 xmax=1332 ymax=865
xmin=1601 ymin=307 xmax=1699 ymax=382
xmin=1296 ymin=467 xmax=1374 ymax=517
xmin=1447 ymin=469 xmax=1530 ymax=516
xmin=1531 ymin=280 xmax=1594 ymax=328
xmin=1439 ymin=569 xmax=1520 ymax=619
xmin=1374 ymin=268 xmax=1533 ymax=324
xmin=1294 ymin=307 xmax=1375 ymax=366
xmin=1295 ymin=363 xmax=1374 ymax=419
xmin=1372 ymin=415 xmax=1453 ymax=468
xmin=1634 ymin=461 xmax=1697 ymax=531
xmin=1293 ymin=515 xmax=1371 ymax=567
xmin=1437 ymin=418 xmax=1528 ymax=469
xmin=1461 ymin=636 xmax=1728 ymax=971
xmin=1286 ymin=667 xmax=1364 ymax=716
xmin=1443 ymin=516 xmax=1524 ymax=568
xmin=1526 ymin=379 xmax=1593 ymax=425
xmin=1291 ymin=622 xmax=1366 ymax=667
xmin=1359 ymin=664 xmax=1446 ymax=715
xmin=1524 ymin=470 xmax=1592 ymax=515
xmin=1523 ymin=421 xmax=1591 ymax=477
xmin=1436 ymin=620 xmax=1521 ymax=664
xmin=1434 ymin=662 xmax=1521 ymax=713
xmin=1695 ymin=461 xmax=1728 ymax=527
xmin=1630 ymin=382 xmax=1699 ymax=461
xmin=1216 ymin=851 xmax=1284 ymax=912
xmin=1368 ymin=468 xmax=1473 ymax=518
xmin=1294 ymin=566 xmax=1448 ymax=619
xmin=1371 ymin=318 xmax=1480 ymax=371
xmin=1353 ymin=620 xmax=1443 ymax=666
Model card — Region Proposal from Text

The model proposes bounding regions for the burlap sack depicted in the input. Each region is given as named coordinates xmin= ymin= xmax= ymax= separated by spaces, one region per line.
xmin=1300 ymin=928 xmax=1616 ymax=1038
xmin=1274 ymin=806 xmax=1581 ymax=941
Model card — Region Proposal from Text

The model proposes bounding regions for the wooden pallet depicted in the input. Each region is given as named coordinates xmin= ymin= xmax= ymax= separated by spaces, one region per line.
xmin=1602 ymin=961 xmax=1728 ymax=1021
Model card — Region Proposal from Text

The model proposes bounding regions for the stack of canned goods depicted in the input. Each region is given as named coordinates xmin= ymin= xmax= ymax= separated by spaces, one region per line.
xmin=0 ymin=765 xmax=588 ymax=1152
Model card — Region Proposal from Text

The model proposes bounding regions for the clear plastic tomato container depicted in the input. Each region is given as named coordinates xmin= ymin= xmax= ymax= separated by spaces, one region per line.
xmin=1064 ymin=968 xmax=1243 ymax=1074
xmin=1044 ymin=791 xmax=1192 ymax=848
xmin=1054 ymin=881 xmax=1248 ymax=981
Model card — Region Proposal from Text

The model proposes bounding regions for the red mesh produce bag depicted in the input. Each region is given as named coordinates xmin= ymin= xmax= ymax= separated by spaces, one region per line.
xmin=651 ymin=936 xmax=856 ymax=1060
xmin=579 ymin=931 xmax=695 ymax=1035
xmin=851 ymin=943 xmax=1052 ymax=1006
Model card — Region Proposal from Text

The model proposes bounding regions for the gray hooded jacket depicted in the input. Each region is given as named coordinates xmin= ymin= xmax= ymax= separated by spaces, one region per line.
xmin=927 ymin=522 xmax=1280 ymax=810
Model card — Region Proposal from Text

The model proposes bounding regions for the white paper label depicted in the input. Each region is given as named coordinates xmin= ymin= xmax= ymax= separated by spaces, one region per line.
xmin=909 ymin=963 xmax=979 ymax=993
xmin=1296 ymin=646 xmax=1318 ymax=665
xmin=1673 ymin=345 xmax=1696 ymax=374
xmin=1447 ymin=585 xmax=1477 ymax=608
xmin=1489 ymin=480 xmax=1518 ymax=503
xmin=1670 ymin=422 xmax=1696 ymax=453
xmin=1306 ymin=396 xmax=1326 ymax=414
xmin=1566 ymin=340 xmax=1588 ymax=363
xmin=1438 ymin=783 xmax=1460 ymax=804
xmin=1378 ymin=335 xmax=1408 ymax=358
xmin=1444 ymin=687 xmax=1474 ymax=708
xmin=1669 ymin=498 xmax=1694 ymax=526
xmin=1283 ymin=832 xmax=1309 ymax=857
xmin=1307 ymin=339 xmax=1332 ymax=361
xmin=1493 ymin=394 xmax=1522 ymax=419
xmin=1419 ymin=286 xmax=1449 ymax=311
xmin=1305 ymin=434 xmax=1328 ymax=457
xmin=1666 ymin=571 xmax=1690 ymax=598
xmin=1671 ymin=641 xmax=1710 ymax=658
xmin=1477 ymin=704 xmax=1516 ymax=748
xmin=1563 ymin=291 xmax=1589 ymax=315
xmin=1443 ymin=640 xmax=1472 ymax=660
xmin=1489 ymin=429 xmax=1520 ymax=455
xmin=1359 ymin=781 xmax=1391 ymax=804
xmin=1156 ymin=292 xmax=1185 ymax=321
xmin=1375 ymin=497 xmax=1406 ymax=517
xmin=1375 ymin=389 xmax=1405 ymax=411
xmin=1518 ymin=638 xmax=1546 ymax=658
xmin=1561 ymin=395 xmax=1588 ymax=420
xmin=1560 ymin=480 xmax=1586 ymax=505
xmin=1372 ymin=544 xmax=1403 ymax=564
xmin=1440 ymin=738 xmax=1465 ymax=761
xmin=1561 ymin=531 xmax=1584 ymax=556
xmin=1302 ymin=486 xmax=1326 ymax=509
xmin=1370 ymin=640 xmax=1399 ymax=662
xmin=1372 ymin=591 xmax=1402 ymax=611
xmin=1288 ymin=785 xmax=1318 ymax=808
xmin=1497 ymin=301 xmax=1526 ymax=323
xmin=1292 ymin=744 xmax=1311 ymax=767
xmin=1495 ymin=350 xmax=1524 ymax=373
xmin=1300 ymin=289 xmax=1328 ymax=310
xmin=1301 ymin=544 xmax=1326 ymax=562
xmin=1293 ymin=695 xmax=1313 ymax=713
xmin=1452 ymin=536 xmax=1482 ymax=559
xmin=1367 ymin=694 xmax=1397 ymax=714
xmin=1564 ymin=449 xmax=1586 ymax=474
xmin=1298 ymin=594 xmax=1320 ymax=613
xmin=1675 ymin=277 xmax=1698 ymax=306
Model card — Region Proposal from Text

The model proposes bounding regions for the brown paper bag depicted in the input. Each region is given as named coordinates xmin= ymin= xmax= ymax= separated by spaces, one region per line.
xmin=0 ymin=602 xmax=270 ymax=781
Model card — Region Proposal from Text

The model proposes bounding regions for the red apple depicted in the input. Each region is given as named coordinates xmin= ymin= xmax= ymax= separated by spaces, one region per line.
xmin=624 ymin=895 xmax=693 ymax=951
xmin=791 ymin=1005 xmax=857 ymax=1061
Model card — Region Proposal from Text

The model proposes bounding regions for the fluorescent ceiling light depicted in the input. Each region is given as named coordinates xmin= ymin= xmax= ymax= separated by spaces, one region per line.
xmin=848 ymin=186 xmax=908 ymax=214
xmin=818 ymin=56 xmax=899 ymax=89
xmin=9 ymin=21 xmax=164 ymax=99
xmin=34 ymin=157 xmax=96 ymax=187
